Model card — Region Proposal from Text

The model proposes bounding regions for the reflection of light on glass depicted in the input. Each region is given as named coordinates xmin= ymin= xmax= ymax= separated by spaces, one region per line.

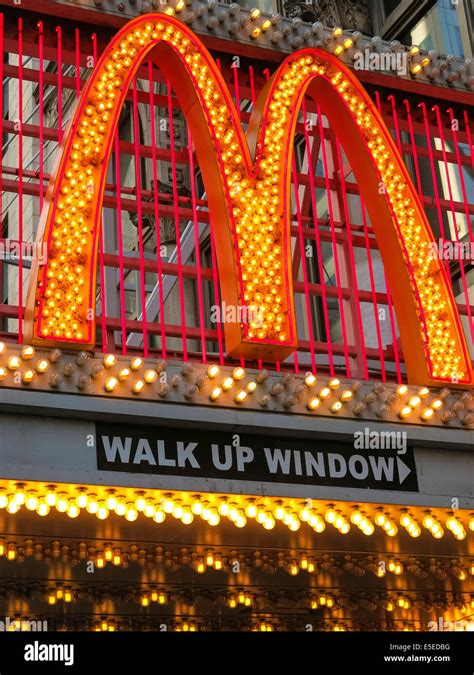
xmin=410 ymin=0 xmax=469 ymax=59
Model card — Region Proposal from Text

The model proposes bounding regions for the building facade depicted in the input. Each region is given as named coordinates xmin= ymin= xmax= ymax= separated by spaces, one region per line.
xmin=0 ymin=0 xmax=472 ymax=633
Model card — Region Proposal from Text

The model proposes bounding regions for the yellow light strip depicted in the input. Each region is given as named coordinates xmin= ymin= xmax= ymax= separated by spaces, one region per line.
xmin=1 ymin=480 xmax=472 ymax=542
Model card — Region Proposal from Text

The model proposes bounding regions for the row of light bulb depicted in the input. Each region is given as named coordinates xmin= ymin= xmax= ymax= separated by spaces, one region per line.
xmin=7 ymin=614 xmax=473 ymax=632
xmin=95 ymin=619 xmax=194 ymax=632
xmin=1 ymin=482 xmax=472 ymax=541
xmin=10 ymin=581 xmax=474 ymax=620
xmin=2 ymin=536 xmax=472 ymax=583
xmin=168 ymin=0 xmax=469 ymax=88
xmin=1 ymin=340 xmax=471 ymax=426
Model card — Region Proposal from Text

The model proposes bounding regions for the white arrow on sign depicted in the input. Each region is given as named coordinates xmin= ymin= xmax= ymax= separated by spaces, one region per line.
xmin=396 ymin=456 xmax=412 ymax=485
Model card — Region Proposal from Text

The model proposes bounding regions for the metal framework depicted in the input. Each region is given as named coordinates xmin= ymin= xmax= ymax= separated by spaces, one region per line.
xmin=0 ymin=9 xmax=473 ymax=384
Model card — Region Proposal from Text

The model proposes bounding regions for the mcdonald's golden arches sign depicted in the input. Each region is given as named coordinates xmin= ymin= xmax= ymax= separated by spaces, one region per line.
xmin=24 ymin=15 xmax=473 ymax=389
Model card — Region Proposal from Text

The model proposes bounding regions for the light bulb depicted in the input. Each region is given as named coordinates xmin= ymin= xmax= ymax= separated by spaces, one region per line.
xmin=104 ymin=376 xmax=118 ymax=392
xmin=209 ymin=386 xmax=222 ymax=401
xmin=25 ymin=492 xmax=39 ymax=511
xmin=67 ymin=504 xmax=80 ymax=518
xmin=21 ymin=345 xmax=35 ymax=360
xmin=307 ymin=397 xmax=321 ymax=410
xmin=132 ymin=379 xmax=144 ymax=394
xmin=235 ymin=389 xmax=247 ymax=403
xmin=7 ymin=356 xmax=20 ymax=370
xmin=35 ymin=359 xmax=50 ymax=373
xmin=130 ymin=357 xmax=143 ymax=371
xmin=103 ymin=354 xmax=117 ymax=368
xmin=144 ymin=369 xmax=157 ymax=383
xmin=399 ymin=406 xmax=412 ymax=418
xmin=207 ymin=364 xmax=220 ymax=378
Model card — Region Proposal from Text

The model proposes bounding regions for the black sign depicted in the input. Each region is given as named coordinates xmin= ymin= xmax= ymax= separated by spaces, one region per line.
xmin=96 ymin=424 xmax=419 ymax=492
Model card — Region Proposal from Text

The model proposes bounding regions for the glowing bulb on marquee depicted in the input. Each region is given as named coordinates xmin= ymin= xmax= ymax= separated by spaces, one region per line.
xmin=23 ymin=14 xmax=473 ymax=388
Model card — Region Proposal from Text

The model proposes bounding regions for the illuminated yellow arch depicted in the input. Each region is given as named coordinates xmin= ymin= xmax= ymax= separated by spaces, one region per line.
xmin=24 ymin=14 xmax=473 ymax=387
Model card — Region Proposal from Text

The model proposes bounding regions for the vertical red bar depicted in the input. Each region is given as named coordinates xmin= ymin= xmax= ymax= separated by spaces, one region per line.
xmin=247 ymin=65 xmax=261 ymax=370
xmin=75 ymin=28 xmax=81 ymax=97
xmin=387 ymin=94 xmax=402 ymax=151
xmin=95 ymin=34 xmax=107 ymax=352
xmin=248 ymin=65 xmax=256 ymax=105
xmin=292 ymin=351 xmax=300 ymax=375
xmin=462 ymin=111 xmax=473 ymax=170
xmin=205 ymin=67 xmax=223 ymax=363
xmin=148 ymin=62 xmax=166 ymax=359
xmin=98 ymin=208 xmax=108 ymax=353
xmin=90 ymin=33 xmax=106 ymax=352
xmin=418 ymin=103 xmax=450 ymax=274
xmin=114 ymin=132 xmax=127 ymax=354
xmin=374 ymin=90 xmax=382 ymax=114
xmin=37 ymin=22 xmax=44 ymax=212
xmin=18 ymin=18 xmax=23 ymax=343
xmin=209 ymin=223 xmax=224 ymax=365
xmin=132 ymin=79 xmax=149 ymax=356
xmin=232 ymin=61 xmax=241 ymax=119
xmin=360 ymin=198 xmax=386 ymax=382
xmin=0 ymin=14 xmax=3 ymax=307
xmin=187 ymin=132 xmax=207 ymax=362
xmin=317 ymin=103 xmax=351 ymax=377
xmin=302 ymin=100 xmax=332 ymax=376
xmin=447 ymin=108 xmax=473 ymax=243
xmin=91 ymin=32 xmax=97 ymax=63
xmin=402 ymin=98 xmax=422 ymax=194
xmin=291 ymin=154 xmax=316 ymax=374
xmin=334 ymin=137 xmax=369 ymax=380
xmin=92 ymin=35 xmax=106 ymax=351
xmin=166 ymin=79 xmax=188 ymax=361
xmin=234 ymin=64 xmax=250 ymax=373
xmin=94 ymin=30 xmax=104 ymax=343
xmin=0 ymin=14 xmax=3 ymax=229
xmin=383 ymin=269 xmax=402 ymax=383
xmin=56 ymin=26 xmax=63 ymax=144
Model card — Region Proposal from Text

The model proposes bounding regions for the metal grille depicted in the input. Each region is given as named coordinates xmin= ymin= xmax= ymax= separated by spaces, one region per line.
xmin=1 ymin=12 xmax=473 ymax=382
